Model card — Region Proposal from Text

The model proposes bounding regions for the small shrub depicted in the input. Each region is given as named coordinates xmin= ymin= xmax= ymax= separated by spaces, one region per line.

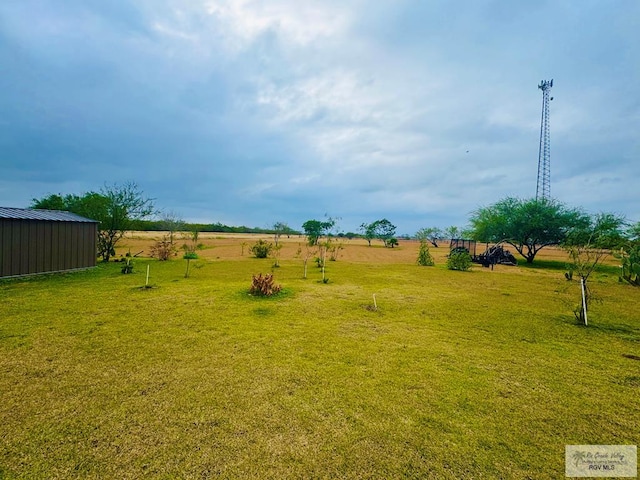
xmin=272 ymin=244 xmax=283 ymax=268
xmin=150 ymin=236 xmax=177 ymax=261
xmin=447 ymin=250 xmax=472 ymax=271
xmin=250 ymin=240 xmax=273 ymax=259
xmin=121 ymin=257 xmax=134 ymax=274
xmin=417 ymin=240 xmax=435 ymax=266
xmin=249 ymin=273 xmax=282 ymax=296
xmin=183 ymin=252 xmax=198 ymax=278
xmin=329 ymin=242 xmax=344 ymax=261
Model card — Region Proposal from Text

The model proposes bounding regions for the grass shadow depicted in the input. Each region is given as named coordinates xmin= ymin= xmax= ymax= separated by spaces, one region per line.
xmin=519 ymin=259 xmax=567 ymax=271
xmin=239 ymin=287 xmax=294 ymax=302
xmin=587 ymin=322 xmax=640 ymax=340
xmin=521 ymin=259 xmax=621 ymax=276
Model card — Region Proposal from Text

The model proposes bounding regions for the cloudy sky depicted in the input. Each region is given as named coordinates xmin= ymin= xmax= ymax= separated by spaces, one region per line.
xmin=1 ymin=1 xmax=638 ymax=234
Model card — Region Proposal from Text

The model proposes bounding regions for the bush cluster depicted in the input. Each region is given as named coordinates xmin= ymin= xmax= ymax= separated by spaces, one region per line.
xmin=250 ymin=240 xmax=273 ymax=259
xmin=447 ymin=250 xmax=472 ymax=271
xmin=417 ymin=241 xmax=435 ymax=266
xmin=150 ymin=237 xmax=177 ymax=261
xmin=249 ymin=273 xmax=282 ymax=296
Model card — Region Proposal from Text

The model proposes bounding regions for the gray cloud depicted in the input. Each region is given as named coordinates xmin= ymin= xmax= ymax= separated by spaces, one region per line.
xmin=1 ymin=0 xmax=638 ymax=233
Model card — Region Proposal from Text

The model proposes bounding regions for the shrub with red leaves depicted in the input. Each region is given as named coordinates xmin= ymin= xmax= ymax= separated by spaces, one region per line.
xmin=249 ymin=273 xmax=282 ymax=296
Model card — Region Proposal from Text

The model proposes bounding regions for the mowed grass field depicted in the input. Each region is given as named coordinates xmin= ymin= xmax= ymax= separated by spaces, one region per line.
xmin=0 ymin=233 xmax=638 ymax=479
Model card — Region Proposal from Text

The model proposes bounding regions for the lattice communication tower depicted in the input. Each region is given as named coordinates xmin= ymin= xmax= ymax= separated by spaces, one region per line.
xmin=536 ymin=79 xmax=553 ymax=200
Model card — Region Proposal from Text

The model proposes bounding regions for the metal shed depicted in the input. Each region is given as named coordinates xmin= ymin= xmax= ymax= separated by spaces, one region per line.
xmin=0 ymin=207 xmax=98 ymax=278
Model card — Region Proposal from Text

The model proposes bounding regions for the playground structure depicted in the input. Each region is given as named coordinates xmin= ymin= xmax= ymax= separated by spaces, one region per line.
xmin=449 ymin=239 xmax=518 ymax=268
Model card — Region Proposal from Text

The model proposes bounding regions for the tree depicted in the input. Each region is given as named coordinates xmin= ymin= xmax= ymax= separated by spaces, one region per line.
xmin=182 ymin=229 xmax=201 ymax=278
xmin=376 ymin=219 xmax=397 ymax=247
xmin=302 ymin=218 xmax=336 ymax=246
xmin=96 ymin=183 xmax=155 ymax=262
xmin=360 ymin=219 xmax=397 ymax=247
xmin=31 ymin=194 xmax=67 ymax=210
xmin=159 ymin=210 xmax=185 ymax=245
xmin=626 ymin=221 xmax=640 ymax=243
xmin=469 ymin=197 xmax=587 ymax=263
xmin=31 ymin=182 xmax=155 ymax=262
xmin=617 ymin=245 xmax=640 ymax=286
xmin=32 ymin=192 xmax=110 ymax=224
xmin=416 ymin=227 xmax=443 ymax=247
xmin=565 ymin=212 xmax=627 ymax=250
xmin=296 ymin=243 xmax=317 ymax=279
xmin=444 ymin=226 xmax=461 ymax=240
xmin=272 ymin=244 xmax=283 ymax=268
xmin=562 ymin=213 xmax=626 ymax=325
xmin=271 ymin=221 xmax=291 ymax=247
xmin=616 ymin=220 xmax=640 ymax=286
xmin=359 ymin=222 xmax=377 ymax=246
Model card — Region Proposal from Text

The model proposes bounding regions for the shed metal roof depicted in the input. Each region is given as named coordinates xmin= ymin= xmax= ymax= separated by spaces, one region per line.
xmin=0 ymin=207 xmax=98 ymax=223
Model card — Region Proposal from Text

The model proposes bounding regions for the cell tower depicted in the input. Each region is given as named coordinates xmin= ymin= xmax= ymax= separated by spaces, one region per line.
xmin=536 ymin=79 xmax=553 ymax=201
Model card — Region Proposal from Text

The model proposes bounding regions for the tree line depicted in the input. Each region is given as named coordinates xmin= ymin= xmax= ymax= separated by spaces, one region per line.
xmin=31 ymin=184 xmax=639 ymax=276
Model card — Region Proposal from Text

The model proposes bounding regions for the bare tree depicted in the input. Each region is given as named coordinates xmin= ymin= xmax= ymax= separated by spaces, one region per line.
xmin=272 ymin=221 xmax=291 ymax=247
xmin=296 ymin=243 xmax=317 ymax=279
xmin=160 ymin=210 xmax=185 ymax=245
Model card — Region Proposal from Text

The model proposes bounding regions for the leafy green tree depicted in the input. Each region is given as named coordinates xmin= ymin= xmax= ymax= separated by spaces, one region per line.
xmin=31 ymin=182 xmax=154 ymax=262
xmin=469 ymin=197 xmax=587 ymax=263
xmin=360 ymin=219 xmax=397 ymax=247
xmin=563 ymin=213 xmax=626 ymax=325
xmin=626 ymin=221 xmax=640 ymax=243
xmin=30 ymin=194 xmax=67 ymax=210
xmin=32 ymin=192 xmax=111 ymax=223
xmin=416 ymin=227 xmax=443 ymax=247
xmin=302 ymin=218 xmax=336 ymax=246
xmin=376 ymin=219 xmax=397 ymax=247
xmin=444 ymin=226 xmax=461 ymax=240
xmin=96 ymin=183 xmax=155 ymax=262
xmin=615 ymin=220 xmax=640 ymax=286
xmin=359 ymin=222 xmax=377 ymax=246
xmin=565 ymin=213 xmax=627 ymax=249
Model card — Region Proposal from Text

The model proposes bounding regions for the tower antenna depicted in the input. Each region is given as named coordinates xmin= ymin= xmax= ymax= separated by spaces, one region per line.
xmin=536 ymin=79 xmax=553 ymax=201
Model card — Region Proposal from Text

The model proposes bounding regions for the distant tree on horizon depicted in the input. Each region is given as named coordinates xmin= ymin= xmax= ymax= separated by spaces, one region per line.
xmin=416 ymin=227 xmax=443 ymax=247
xmin=359 ymin=219 xmax=397 ymax=247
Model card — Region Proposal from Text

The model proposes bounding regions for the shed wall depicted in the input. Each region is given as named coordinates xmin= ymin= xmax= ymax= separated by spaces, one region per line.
xmin=0 ymin=219 xmax=97 ymax=278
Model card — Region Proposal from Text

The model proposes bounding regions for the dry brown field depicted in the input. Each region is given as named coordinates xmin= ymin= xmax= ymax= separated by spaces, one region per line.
xmin=115 ymin=231 xmax=609 ymax=268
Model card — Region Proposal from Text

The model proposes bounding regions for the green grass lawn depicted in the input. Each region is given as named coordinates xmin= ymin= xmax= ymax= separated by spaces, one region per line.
xmin=0 ymin=255 xmax=638 ymax=479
